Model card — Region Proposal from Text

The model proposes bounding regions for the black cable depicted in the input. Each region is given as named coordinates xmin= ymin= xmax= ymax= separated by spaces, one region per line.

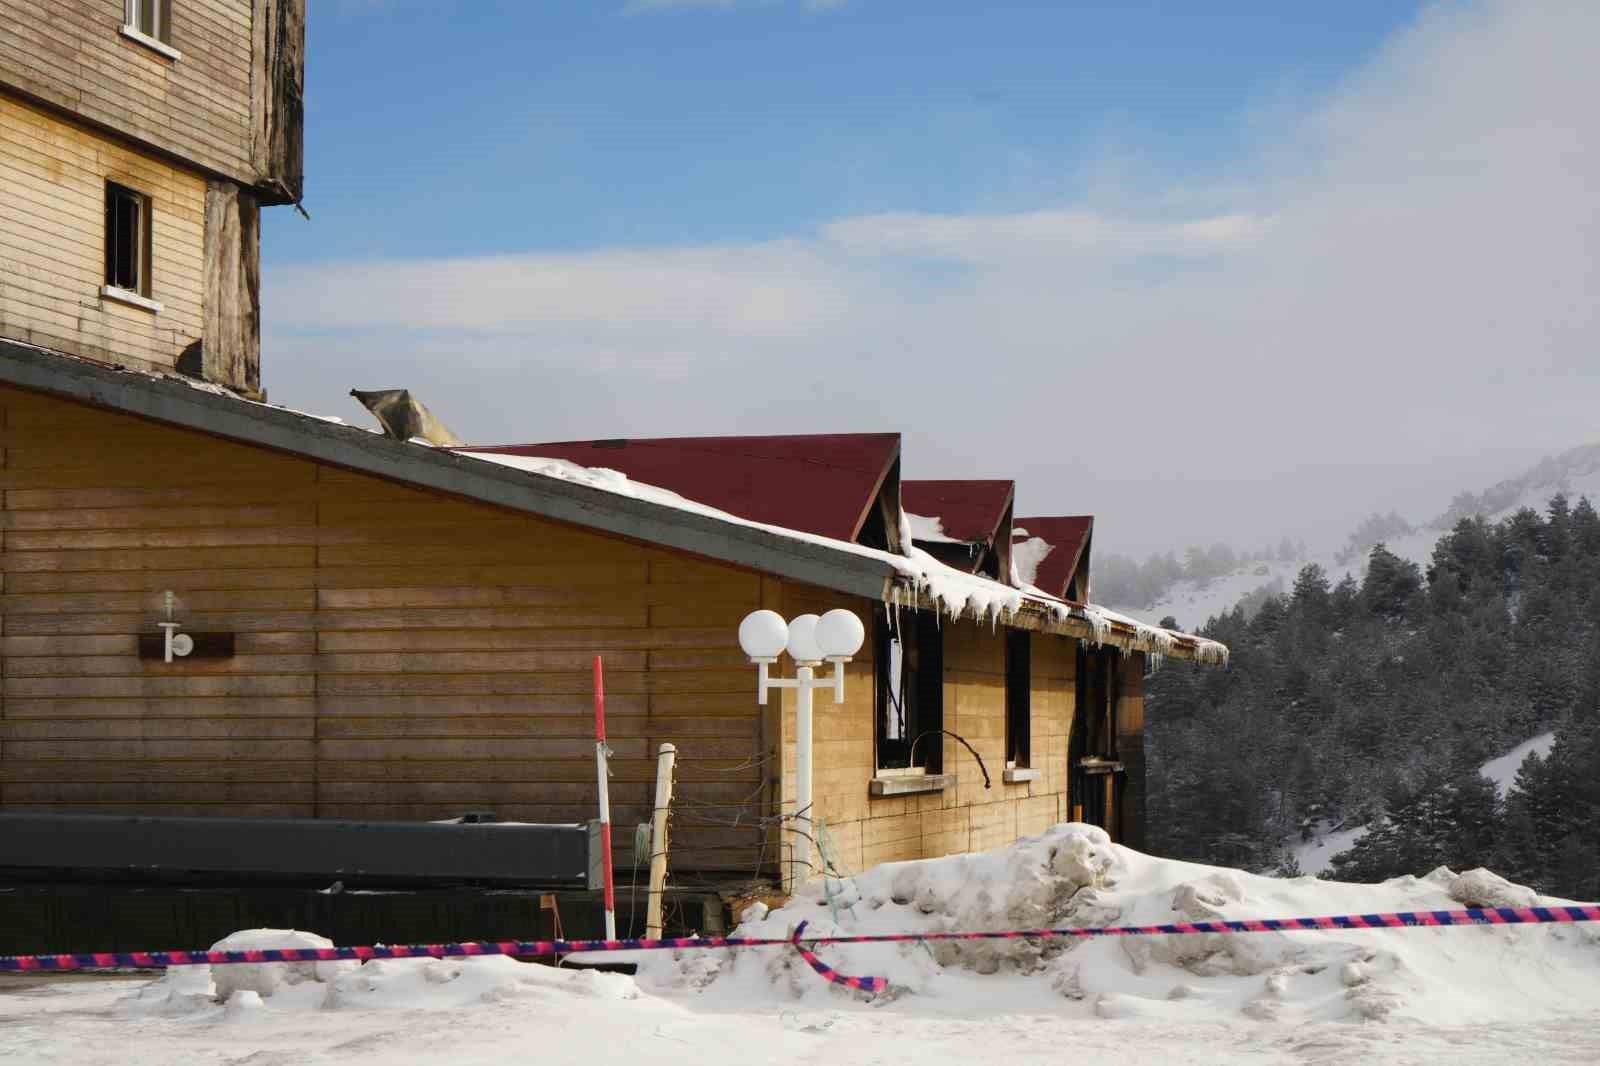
xmin=907 ymin=729 xmax=992 ymax=788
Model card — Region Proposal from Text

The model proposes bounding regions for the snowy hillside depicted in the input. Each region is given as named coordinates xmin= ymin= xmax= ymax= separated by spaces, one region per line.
xmin=1112 ymin=442 xmax=1600 ymax=631
xmin=1291 ymin=733 xmax=1560 ymax=876
xmin=11 ymin=825 xmax=1597 ymax=1064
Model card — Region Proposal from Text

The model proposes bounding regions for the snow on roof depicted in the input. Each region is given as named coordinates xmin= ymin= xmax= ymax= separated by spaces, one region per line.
xmin=1011 ymin=534 xmax=1054 ymax=587
xmin=461 ymin=449 xmax=1226 ymax=665
xmin=1012 ymin=515 xmax=1093 ymax=600
xmin=903 ymin=512 xmax=964 ymax=545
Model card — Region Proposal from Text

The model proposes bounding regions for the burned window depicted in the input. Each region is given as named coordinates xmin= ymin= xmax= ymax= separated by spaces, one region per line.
xmin=1070 ymin=645 xmax=1123 ymax=835
xmin=104 ymin=182 xmax=153 ymax=297
xmin=126 ymin=0 xmax=174 ymax=45
xmin=875 ymin=608 xmax=943 ymax=772
xmin=1005 ymin=629 xmax=1031 ymax=768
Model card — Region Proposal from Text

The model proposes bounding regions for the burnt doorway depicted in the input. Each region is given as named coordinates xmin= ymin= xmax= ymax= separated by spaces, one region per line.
xmin=1070 ymin=645 xmax=1124 ymax=841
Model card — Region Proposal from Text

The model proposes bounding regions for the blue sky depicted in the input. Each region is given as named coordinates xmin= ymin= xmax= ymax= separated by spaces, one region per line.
xmin=271 ymin=1 xmax=1415 ymax=262
xmin=263 ymin=3 xmax=1600 ymax=561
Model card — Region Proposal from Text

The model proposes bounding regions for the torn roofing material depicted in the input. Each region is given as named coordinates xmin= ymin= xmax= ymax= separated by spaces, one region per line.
xmin=461 ymin=434 xmax=900 ymax=543
xmin=1013 ymin=516 xmax=1094 ymax=602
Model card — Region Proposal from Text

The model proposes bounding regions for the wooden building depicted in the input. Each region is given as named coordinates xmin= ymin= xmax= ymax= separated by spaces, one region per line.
xmin=0 ymin=0 xmax=304 ymax=397
xmin=0 ymin=2 xmax=1227 ymax=894
xmin=0 ymin=345 xmax=1226 ymax=885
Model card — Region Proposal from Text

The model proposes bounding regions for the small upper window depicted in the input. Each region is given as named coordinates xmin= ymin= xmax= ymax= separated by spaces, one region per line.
xmin=127 ymin=0 xmax=173 ymax=44
xmin=1005 ymin=629 xmax=1031 ymax=768
xmin=105 ymin=182 xmax=153 ymax=298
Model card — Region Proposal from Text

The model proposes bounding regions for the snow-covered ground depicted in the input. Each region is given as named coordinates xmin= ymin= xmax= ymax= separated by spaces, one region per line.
xmin=1290 ymin=822 xmax=1372 ymax=878
xmin=1291 ymin=731 xmax=1561 ymax=875
xmin=1479 ymin=732 xmax=1556 ymax=797
xmin=4 ymin=825 xmax=1597 ymax=1065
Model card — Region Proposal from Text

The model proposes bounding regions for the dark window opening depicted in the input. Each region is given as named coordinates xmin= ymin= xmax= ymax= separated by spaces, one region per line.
xmin=105 ymin=182 xmax=152 ymax=297
xmin=128 ymin=0 xmax=174 ymax=44
xmin=875 ymin=608 xmax=943 ymax=773
xmin=1070 ymin=645 xmax=1123 ymax=837
xmin=1005 ymin=629 xmax=1031 ymax=768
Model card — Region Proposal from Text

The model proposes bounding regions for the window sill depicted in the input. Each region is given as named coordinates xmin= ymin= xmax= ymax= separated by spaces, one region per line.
xmin=1002 ymin=767 xmax=1041 ymax=784
xmin=120 ymin=25 xmax=182 ymax=61
xmin=869 ymin=773 xmax=956 ymax=797
xmin=101 ymin=285 xmax=163 ymax=314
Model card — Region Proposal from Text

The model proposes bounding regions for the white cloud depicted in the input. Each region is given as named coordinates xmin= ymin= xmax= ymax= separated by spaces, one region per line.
xmin=822 ymin=209 xmax=1269 ymax=263
xmin=266 ymin=1 xmax=1600 ymax=557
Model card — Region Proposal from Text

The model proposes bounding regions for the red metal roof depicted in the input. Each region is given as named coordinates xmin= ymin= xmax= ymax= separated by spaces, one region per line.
xmin=1013 ymin=516 xmax=1094 ymax=601
xmin=901 ymin=480 xmax=1015 ymax=546
xmin=460 ymin=433 xmax=901 ymax=542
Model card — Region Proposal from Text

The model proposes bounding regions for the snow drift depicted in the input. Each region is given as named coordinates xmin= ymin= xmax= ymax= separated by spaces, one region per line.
xmin=124 ymin=825 xmax=1598 ymax=1030
xmin=124 ymin=928 xmax=640 ymax=1021
xmin=639 ymin=824 xmax=1600 ymax=1025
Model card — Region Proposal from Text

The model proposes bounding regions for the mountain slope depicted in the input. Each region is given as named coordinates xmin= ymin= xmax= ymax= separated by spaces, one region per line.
xmin=1112 ymin=441 xmax=1600 ymax=631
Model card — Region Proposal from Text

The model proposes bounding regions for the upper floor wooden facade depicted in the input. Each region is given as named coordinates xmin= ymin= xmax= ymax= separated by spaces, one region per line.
xmin=0 ymin=1 xmax=305 ymax=397
xmin=0 ymin=0 xmax=304 ymax=202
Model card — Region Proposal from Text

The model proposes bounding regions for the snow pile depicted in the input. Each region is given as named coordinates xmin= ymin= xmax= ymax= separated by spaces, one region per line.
xmin=640 ymin=823 xmax=1600 ymax=1025
xmin=123 ymin=929 xmax=639 ymax=1021
xmin=1011 ymin=534 xmax=1054 ymax=587
xmin=904 ymin=512 xmax=964 ymax=545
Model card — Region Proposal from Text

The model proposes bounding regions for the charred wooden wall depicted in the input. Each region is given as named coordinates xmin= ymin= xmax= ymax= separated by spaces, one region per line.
xmin=768 ymin=585 xmax=1077 ymax=876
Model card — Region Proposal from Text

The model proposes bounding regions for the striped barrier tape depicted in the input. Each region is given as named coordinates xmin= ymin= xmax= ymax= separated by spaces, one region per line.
xmin=3 ymin=905 xmax=1596 ymax=991
xmin=790 ymin=920 xmax=888 ymax=993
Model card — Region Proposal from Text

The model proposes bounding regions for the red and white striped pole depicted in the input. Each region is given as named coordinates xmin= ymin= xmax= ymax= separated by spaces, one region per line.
xmin=593 ymin=655 xmax=617 ymax=940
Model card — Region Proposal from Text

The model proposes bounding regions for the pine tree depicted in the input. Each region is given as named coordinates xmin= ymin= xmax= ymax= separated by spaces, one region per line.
xmin=1362 ymin=543 xmax=1423 ymax=620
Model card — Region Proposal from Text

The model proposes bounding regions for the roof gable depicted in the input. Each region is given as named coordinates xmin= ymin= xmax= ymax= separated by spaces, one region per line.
xmin=1013 ymin=516 xmax=1094 ymax=601
xmin=902 ymin=479 xmax=1015 ymax=577
xmin=463 ymin=433 xmax=901 ymax=545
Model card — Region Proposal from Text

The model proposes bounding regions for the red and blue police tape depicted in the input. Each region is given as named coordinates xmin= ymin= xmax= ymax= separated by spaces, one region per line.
xmin=3 ymin=905 xmax=1597 ymax=994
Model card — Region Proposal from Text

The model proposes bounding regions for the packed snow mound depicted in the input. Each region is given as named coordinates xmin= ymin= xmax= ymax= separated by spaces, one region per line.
xmin=123 ymin=934 xmax=639 ymax=1020
xmin=207 ymin=929 xmax=357 ymax=1004
xmin=638 ymin=823 xmax=1600 ymax=1025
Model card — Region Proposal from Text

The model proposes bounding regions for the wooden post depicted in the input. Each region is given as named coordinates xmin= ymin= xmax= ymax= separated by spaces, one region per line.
xmin=645 ymin=743 xmax=678 ymax=939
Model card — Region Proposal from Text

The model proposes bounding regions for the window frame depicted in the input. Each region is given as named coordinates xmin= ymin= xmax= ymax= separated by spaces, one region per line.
xmin=103 ymin=181 xmax=162 ymax=313
xmin=122 ymin=0 xmax=181 ymax=61
xmin=1004 ymin=628 xmax=1031 ymax=770
xmin=874 ymin=608 xmax=944 ymax=775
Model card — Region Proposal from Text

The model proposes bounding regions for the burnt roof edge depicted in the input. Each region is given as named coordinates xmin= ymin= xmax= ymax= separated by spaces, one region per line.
xmin=0 ymin=341 xmax=897 ymax=602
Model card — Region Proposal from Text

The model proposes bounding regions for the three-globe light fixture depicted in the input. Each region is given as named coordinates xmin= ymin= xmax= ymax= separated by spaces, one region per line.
xmin=737 ymin=608 xmax=866 ymax=884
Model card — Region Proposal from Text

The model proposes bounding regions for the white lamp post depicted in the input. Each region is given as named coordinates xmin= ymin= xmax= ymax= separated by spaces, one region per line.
xmin=738 ymin=607 xmax=865 ymax=886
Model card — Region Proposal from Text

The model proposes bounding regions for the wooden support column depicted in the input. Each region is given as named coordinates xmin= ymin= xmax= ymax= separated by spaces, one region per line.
xmin=201 ymin=181 xmax=262 ymax=397
xmin=251 ymin=0 xmax=307 ymax=203
xmin=1115 ymin=651 xmax=1147 ymax=852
